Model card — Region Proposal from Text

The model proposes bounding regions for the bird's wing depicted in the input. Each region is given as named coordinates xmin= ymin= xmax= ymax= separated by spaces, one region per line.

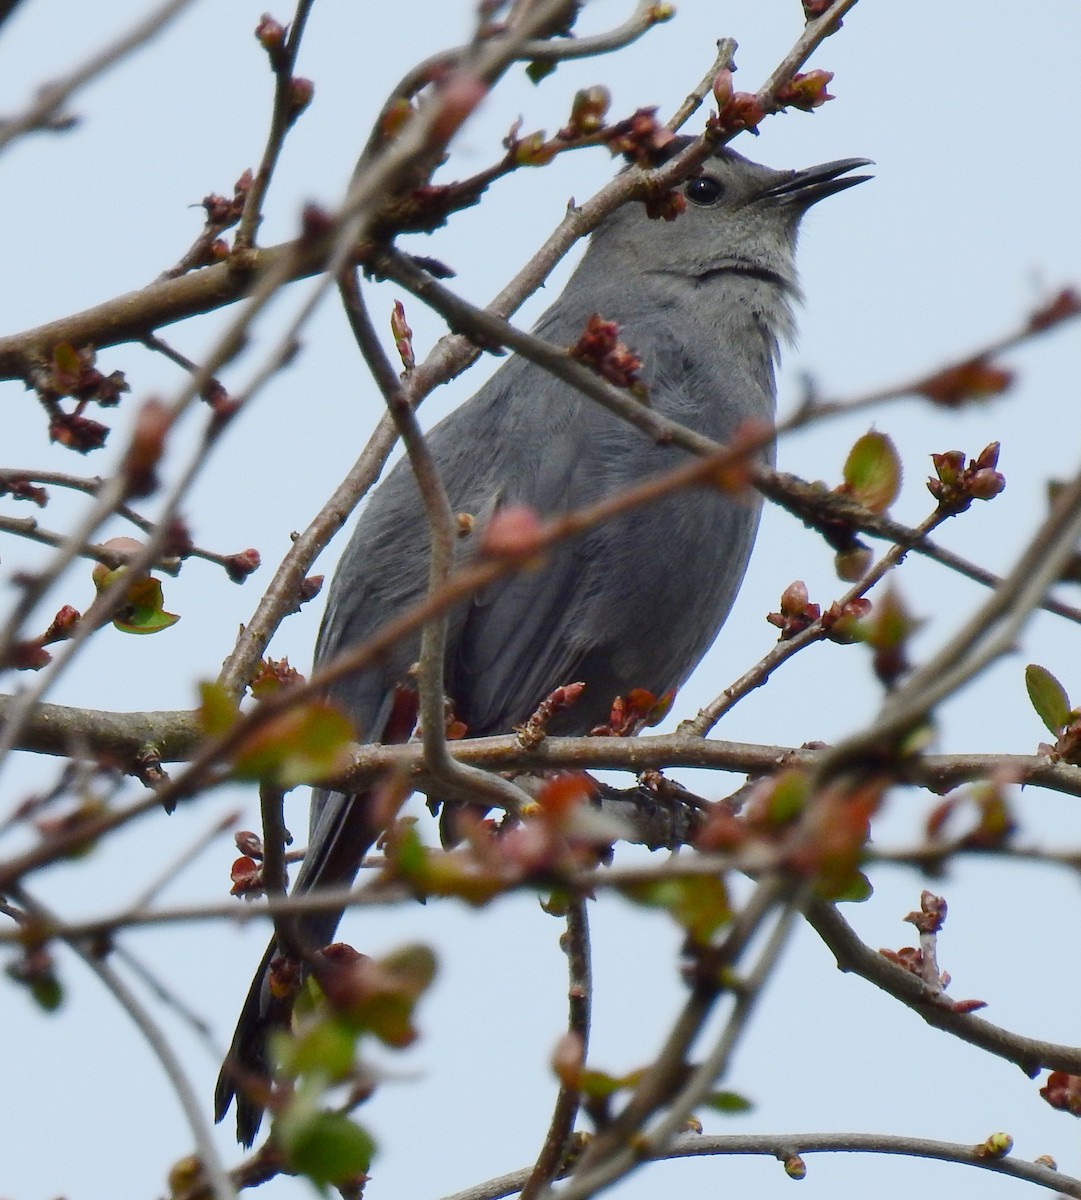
xmin=448 ymin=411 xmax=607 ymax=734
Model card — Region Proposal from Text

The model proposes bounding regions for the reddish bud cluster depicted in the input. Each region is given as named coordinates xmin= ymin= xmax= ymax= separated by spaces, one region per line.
xmin=605 ymin=107 xmax=675 ymax=165
xmin=775 ymin=70 xmax=835 ymax=112
xmin=48 ymin=344 xmax=127 ymax=406
xmin=925 ymin=777 xmax=1017 ymax=849
xmin=250 ymin=656 xmax=304 ymax=697
xmin=390 ymin=300 xmax=415 ymax=371
xmin=159 ymin=517 xmax=194 ymax=563
xmin=5 ymin=640 xmax=51 ymax=671
xmin=286 ymin=77 xmax=314 ymax=124
xmin=297 ymin=574 xmax=324 ymax=607
xmin=918 ymin=357 xmax=1013 ymax=407
xmin=516 ymin=681 xmax=586 ymax=749
xmin=311 ymin=942 xmax=435 ymax=1054
xmin=0 ymin=477 xmax=47 ymax=506
xmin=299 ymin=201 xmax=334 ymax=240
xmin=1042 ymin=1072 xmax=1081 ymax=1116
xmin=802 ymin=0 xmax=836 ymax=16
xmin=40 ymin=604 xmax=80 ymax=646
xmin=904 ymin=889 xmax=947 ymax=934
xmin=223 ymin=547 xmax=262 ymax=584
xmin=198 ymin=380 xmax=237 ymax=424
xmin=821 ymin=596 xmax=872 ymax=643
xmin=229 ymin=855 xmax=264 ymax=897
xmin=571 ymin=314 xmax=644 ymax=389
xmin=39 ymin=343 xmax=129 ymax=452
xmin=254 ymin=13 xmax=287 ymax=63
xmin=697 ymin=770 xmax=879 ymax=901
xmin=589 ymin=688 xmax=673 ymax=737
xmin=709 ymin=71 xmax=764 ymax=136
xmin=644 ymin=189 xmax=687 ymax=222
xmin=4 ymin=604 xmax=81 ymax=670
xmin=879 ymin=890 xmax=987 ymax=1012
xmin=766 ymin=580 xmax=820 ymax=639
xmin=927 ymin=442 xmax=1005 ymax=514
xmin=48 ymin=410 xmax=109 ymax=453
xmin=858 ymin=584 xmax=919 ymax=688
xmin=202 ymin=169 xmax=252 ymax=228
xmin=1027 ymin=286 xmax=1081 ymax=333
xmin=235 ymin=829 xmax=265 ymax=858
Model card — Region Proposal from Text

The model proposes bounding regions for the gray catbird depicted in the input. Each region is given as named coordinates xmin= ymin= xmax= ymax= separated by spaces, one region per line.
xmin=215 ymin=141 xmax=870 ymax=1144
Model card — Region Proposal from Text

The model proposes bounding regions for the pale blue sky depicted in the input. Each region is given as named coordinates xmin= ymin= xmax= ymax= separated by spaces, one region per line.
xmin=2 ymin=3 xmax=1081 ymax=1199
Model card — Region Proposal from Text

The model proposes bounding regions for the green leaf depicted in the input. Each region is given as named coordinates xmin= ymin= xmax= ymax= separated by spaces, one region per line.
xmin=525 ymin=59 xmax=556 ymax=85
xmin=580 ymin=1067 xmax=641 ymax=1100
xmin=32 ymin=977 xmax=64 ymax=1011
xmin=841 ymin=430 xmax=902 ymax=513
xmin=282 ymin=1017 xmax=357 ymax=1081
xmin=325 ymin=944 xmax=438 ymax=1048
xmin=233 ymin=701 xmax=355 ymax=787
xmin=702 ymin=1090 xmax=754 ymax=1114
xmin=763 ymin=769 xmax=811 ymax=824
xmin=197 ymin=681 xmax=240 ymax=736
xmin=1025 ymin=664 xmax=1072 ymax=735
xmin=625 ymin=875 xmax=731 ymax=945
xmin=830 ymin=870 xmax=874 ymax=903
xmin=280 ymin=1111 xmax=375 ymax=1188
xmin=112 ymin=574 xmax=180 ymax=634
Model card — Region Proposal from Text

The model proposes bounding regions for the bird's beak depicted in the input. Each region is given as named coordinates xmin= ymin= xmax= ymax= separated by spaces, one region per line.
xmin=765 ymin=157 xmax=874 ymax=208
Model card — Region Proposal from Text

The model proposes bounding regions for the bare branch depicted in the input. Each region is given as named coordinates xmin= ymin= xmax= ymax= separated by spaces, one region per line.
xmin=519 ymin=898 xmax=592 ymax=1200
xmin=234 ymin=0 xmax=317 ymax=250
xmin=444 ymin=1131 xmax=1081 ymax=1200
xmin=668 ymin=38 xmax=737 ymax=132
xmin=518 ymin=0 xmax=669 ymax=61
xmin=806 ymin=900 xmax=1081 ymax=1079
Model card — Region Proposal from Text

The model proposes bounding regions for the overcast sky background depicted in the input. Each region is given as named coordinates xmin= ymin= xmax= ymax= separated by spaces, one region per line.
xmin=3 ymin=3 xmax=1081 ymax=1199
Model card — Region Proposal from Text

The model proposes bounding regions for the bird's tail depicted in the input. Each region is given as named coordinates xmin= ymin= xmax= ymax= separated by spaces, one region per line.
xmin=213 ymin=785 xmax=389 ymax=1145
xmin=213 ymin=937 xmax=284 ymax=1148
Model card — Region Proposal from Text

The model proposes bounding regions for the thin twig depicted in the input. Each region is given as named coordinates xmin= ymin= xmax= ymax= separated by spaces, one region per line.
xmin=668 ymin=38 xmax=737 ymax=132
xmin=518 ymin=0 xmax=665 ymax=61
xmin=815 ymin=461 xmax=1081 ymax=779
xmin=338 ymin=273 xmax=532 ymax=818
xmin=443 ymin=1130 xmax=1081 ymax=1200
xmin=519 ymin=898 xmax=592 ymax=1200
xmin=0 ymin=466 xmax=243 ymax=576
xmin=10 ymin=885 xmax=237 ymax=1200
xmin=126 ymin=808 xmax=240 ymax=912
xmin=234 ymin=0 xmax=317 ymax=250
xmin=111 ymin=943 xmax=217 ymax=1046
xmin=805 ymin=899 xmax=1081 ymax=1080
xmin=0 ymin=0 xmax=198 ymax=152
xmin=680 ymin=509 xmax=948 ymax=737
xmin=559 ymin=879 xmax=795 ymax=1199
xmin=754 ymin=0 xmax=860 ymax=113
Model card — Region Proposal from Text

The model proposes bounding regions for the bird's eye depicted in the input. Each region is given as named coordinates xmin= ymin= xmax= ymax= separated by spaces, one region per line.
xmin=685 ymin=175 xmax=724 ymax=206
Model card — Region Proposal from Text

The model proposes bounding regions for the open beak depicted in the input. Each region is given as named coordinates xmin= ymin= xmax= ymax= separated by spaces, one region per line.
xmin=765 ymin=157 xmax=874 ymax=208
